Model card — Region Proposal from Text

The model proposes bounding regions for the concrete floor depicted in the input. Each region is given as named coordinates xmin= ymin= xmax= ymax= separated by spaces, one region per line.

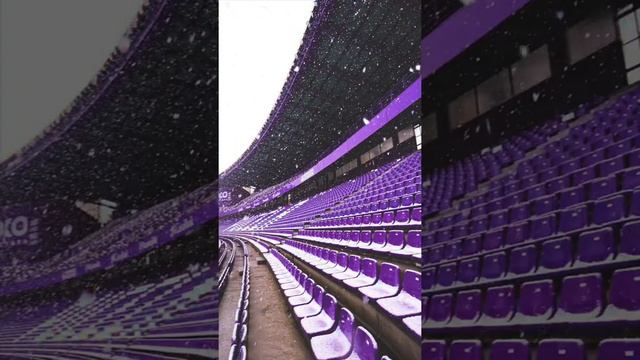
xmin=245 ymin=245 xmax=313 ymax=360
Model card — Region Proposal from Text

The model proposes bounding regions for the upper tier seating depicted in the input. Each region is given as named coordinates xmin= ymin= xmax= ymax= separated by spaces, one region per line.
xmin=422 ymin=85 xmax=640 ymax=356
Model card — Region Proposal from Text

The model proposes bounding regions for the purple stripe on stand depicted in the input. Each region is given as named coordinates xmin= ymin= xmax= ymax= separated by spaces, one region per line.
xmin=421 ymin=0 xmax=533 ymax=78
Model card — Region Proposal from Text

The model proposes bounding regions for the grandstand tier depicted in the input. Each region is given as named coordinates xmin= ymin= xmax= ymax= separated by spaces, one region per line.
xmin=421 ymin=0 xmax=640 ymax=358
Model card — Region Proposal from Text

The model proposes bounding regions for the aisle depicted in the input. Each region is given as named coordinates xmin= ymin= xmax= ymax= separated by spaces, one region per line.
xmin=245 ymin=245 xmax=313 ymax=359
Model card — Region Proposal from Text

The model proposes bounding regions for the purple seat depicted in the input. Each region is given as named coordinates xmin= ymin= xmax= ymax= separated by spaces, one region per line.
xmin=597 ymin=339 xmax=640 ymax=360
xmin=621 ymin=220 xmax=640 ymax=258
xmin=509 ymin=203 xmax=531 ymax=223
xmin=458 ymin=258 xmax=480 ymax=284
xmin=288 ymin=279 xmax=317 ymax=306
xmin=490 ymin=210 xmax=508 ymax=228
xmin=437 ymin=263 xmax=457 ymax=287
xmin=607 ymin=139 xmax=632 ymax=157
xmin=401 ymin=195 xmax=413 ymax=207
xmin=395 ymin=209 xmax=410 ymax=224
xmin=537 ymin=339 xmax=585 ymax=360
xmin=325 ymin=253 xmax=349 ymax=275
xmin=359 ymin=263 xmax=400 ymax=300
xmin=509 ymin=245 xmax=537 ymax=275
xmin=559 ymin=187 xmax=585 ymax=208
xmin=559 ymin=206 xmax=587 ymax=233
xmin=605 ymin=267 xmax=640 ymax=317
xmin=300 ymin=293 xmax=337 ymax=336
xmin=588 ymin=176 xmax=617 ymax=199
xmin=310 ymin=308 xmax=354 ymax=360
xmin=444 ymin=241 xmax=462 ymax=260
xmin=514 ymin=280 xmax=554 ymax=321
xmin=547 ymin=176 xmax=570 ymax=194
xmin=377 ymin=270 xmax=420 ymax=317
xmin=449 ymin=340 xmax=482 ymax=360
xmin=471 ymin=217 xmax=488 ymax=233
xmin=371 ymin=213 xmax=382 ymax=225
xmin=427 ymin=293 xmax=453 ymax=324
xmin=531 ymin=214 xmax=556 ymax=239
xmin=422 ymin=340 xmax=446 ymax=360
xmin=423 ymin=268 xmax=436 ymax=290
xmin=343 ymin=258 xmax=377 ymax=289
xmin=358 ymin=231 xmax=372 ymax=248
xmin=317 ymin=251 xmax=338 ymax=271
xmin=557 ymin=273 xmax=603 ymax=320
xmin=389 ymin=197 xmax=400 ymax=208
xmin=367 ymin=231 xmax=386 ymax=251
xmin=453 ymin=289 xmax=481 ymax=323
xmin=294 ymin=284 xmax=325 ymax=318
xmin=392 ymin=230 xmax=421 ymax=257
xmin=622 ymin=167 xmax=640 ymax=190
xmin=482 ymin=285 xmax=515 ymax=322
xmin=382 ymin=211 xmax=394 ymax=224
xmin=571 ymin=166 xmax=595 ymax=186
xmin=349 ymin=326 xmax=378 ymax=360
xmin=506 ymin=223 xmax=529 ymax=245
xmin=483 ymin=229 xmax=505 ymax=251
xmin=333 ymin=255 xmax=361 ymax=281
xmin=593 ymin=195 xmax=625 ymax=225
xmin=527 ymin=185 xmax=546 ymax=200
xmin=489 ymin=340 xmax=529 ymax=360
xmin=561 ymin=160 xmax=580 ymax=175
xmin=540 ymin=237 xmax=572 ymax=270
xmin=482 ymin=252 xmax=506 ymax=279
xmin=428 ymin=246 xmax=444 ymax=264
xmin=410 ymin=207 xmax=422 ymax=222
xmin=383 ymin=230 xmax=404 ymax=253
xmin=462 ymin=236 xmax=481 ymax=255
xmin=632 ymin=190 xmax=640 ymax=216
xmin=577 ymin=227 xmax=614 ymax=263
xmin=533 ymin=195 xmax=556 ymax=215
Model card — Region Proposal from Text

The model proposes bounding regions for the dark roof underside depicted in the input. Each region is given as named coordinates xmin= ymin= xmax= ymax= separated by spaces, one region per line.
xmin=0 ymin=1 xmax=217 ymax=210
xmin=422 ymin=0 xmax=463 ymax=37
xmin=221 ymin=0 xmax=419 ymax=190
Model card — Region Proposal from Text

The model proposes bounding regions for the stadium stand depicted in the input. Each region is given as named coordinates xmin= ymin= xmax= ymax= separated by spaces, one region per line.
xmin=219 ymin=0 xmax=421 ymax=358
xmin=422 ymin=0 xmax=640 ymax=358
xmin=0 ymin=0 xmax=218 ymax=358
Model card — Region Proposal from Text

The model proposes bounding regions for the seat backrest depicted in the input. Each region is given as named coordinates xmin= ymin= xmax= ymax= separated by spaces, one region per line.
xmin=379 ymin=263 xmax=400 ymax=287
xmin=422 ymin=340 xmax=446 ymax=360
xmin=373 ymin=231 xmax=386 ymax=245
xmin=387 ymin=230 xmax=404 ymax=247
xmin=609 ymin=266 xmax=640 ymax=311
xmin=352 ymin=326 xmax=378 ymax=360
xmin=347 ymin=255 xmax=361 ymax=272
xmin=313 ymin=285 xmax=325 ymax=304
xmin=518 ymin=280 xmax=554 ymax=317
xmin=402 ymin=270 xmax=421 ymax=299
xmin=489 ymin=340 xmax=529 ymax=360
xmin=450 ymin=340 xmax=482 ymax=360
xmin=598 ymin=339 xmax=640 ymax=360
xmin=361 ymin=258 xmax=377 ymax=278
xmin=455 ymin=289 xmax=481 ymax=321
xmin=337 ymin=307 xmax=355 ymax=341
xmin=538 ymin=339 xmax=585 ymax=360
xmin=577 ymin=227 xmax=614 ymax=263
xmin=559 ymin=273 xmax=602 ymax=315
xmin=483 ymin=285 xmax=515 ymax=319
xmin=322 ymin=293 xmax=337 ymax=320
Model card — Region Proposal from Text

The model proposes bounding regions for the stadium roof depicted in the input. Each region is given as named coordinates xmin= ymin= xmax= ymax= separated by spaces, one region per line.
xmin=422 ymin=0 xmax=463 ymax=37
xmin=0 ymin=1 xmax=217 ymax=209
xmin=220 ymin=0 xmax=420 ymax=190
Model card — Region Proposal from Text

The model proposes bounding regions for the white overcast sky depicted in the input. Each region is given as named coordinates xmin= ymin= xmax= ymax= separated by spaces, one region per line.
xmin=0 ymin=0 xmax=143 ymax=161
xmin=219 ymin=0 xmax=315 ymax=174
